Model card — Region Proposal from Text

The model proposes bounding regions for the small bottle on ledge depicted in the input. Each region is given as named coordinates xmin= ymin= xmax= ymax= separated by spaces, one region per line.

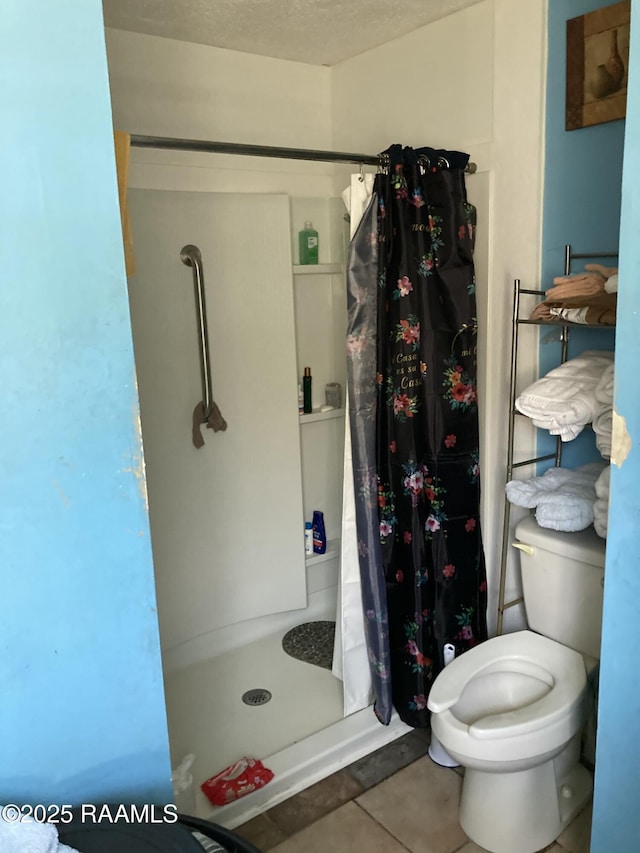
xmin=299 ymin=221 xmax=319 ymax=265
xmin=312 ymin=510 xmax=326 ymax=554
xmin=303 ymin=367 xmax=312 ymax=414
xmin=304 ymin=521 xmax=313 ymax=555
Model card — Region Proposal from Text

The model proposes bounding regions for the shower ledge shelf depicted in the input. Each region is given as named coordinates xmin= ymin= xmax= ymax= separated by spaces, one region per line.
xmin=306 ymin=538 xmax=340 ymax=566
xmin=292 ymin=263 xmax=343 ymax=275
xmin=299 ymin=408 xmax=345 ymax=424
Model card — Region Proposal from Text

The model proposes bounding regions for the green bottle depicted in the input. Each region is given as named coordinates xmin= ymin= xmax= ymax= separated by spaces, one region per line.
xmin=299 ymin=221 xmax=319 ymax=265
xmin=303 ymin=366 xmax=312 ymax=413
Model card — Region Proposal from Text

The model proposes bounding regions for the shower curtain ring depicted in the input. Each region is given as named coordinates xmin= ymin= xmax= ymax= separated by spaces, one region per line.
xmin=437 ymin=156 xmax=451 ymax=169
xmin=418 ymin=154 xmax=431 ymax=174
xmin=377 ymin=152 xmax=390 ymax=174
xmin=358 ymin=162 xmax=365 ymax=182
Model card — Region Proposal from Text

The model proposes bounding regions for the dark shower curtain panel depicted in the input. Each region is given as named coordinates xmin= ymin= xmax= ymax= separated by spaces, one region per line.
xmin=346 ymin=190 xmax=394 ymax=726
xmin=346 ymin=144 xmax=488 ymax=728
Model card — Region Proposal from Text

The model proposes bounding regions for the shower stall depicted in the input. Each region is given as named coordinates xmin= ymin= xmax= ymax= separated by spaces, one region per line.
xmin=125 ymin=150 xmax=411 ymax=828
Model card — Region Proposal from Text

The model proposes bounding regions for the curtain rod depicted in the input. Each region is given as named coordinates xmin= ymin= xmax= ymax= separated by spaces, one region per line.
xmin=130 ymin=134 xmax=478 ymax=174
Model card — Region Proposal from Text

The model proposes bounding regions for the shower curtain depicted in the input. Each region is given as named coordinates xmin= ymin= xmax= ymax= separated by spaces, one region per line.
xmin=334 ymin=173 xmax=375 ymax=718
xmin=345 ymin=144 xmax=488 ymax=728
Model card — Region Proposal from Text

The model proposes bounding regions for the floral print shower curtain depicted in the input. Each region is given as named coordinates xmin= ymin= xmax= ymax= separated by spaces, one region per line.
xmin=346 ymin=144 xmax=487 ymax=727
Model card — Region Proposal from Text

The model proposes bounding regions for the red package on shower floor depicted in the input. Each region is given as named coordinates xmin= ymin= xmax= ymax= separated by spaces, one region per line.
xmin=201 ymin=757 xmax=274 ymax=806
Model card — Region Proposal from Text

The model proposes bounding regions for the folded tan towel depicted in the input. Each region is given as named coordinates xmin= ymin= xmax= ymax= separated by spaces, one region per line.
xmin=545 ymin=264 xmax=618 ymax=302
xmin=530 ymin=293 xmax=617 ymax=325
xmin=547 ymin=272 xmax=606 ymax=301
xmin=192 ymin=400 xmax=228 ymax=449
xmin=585 ymin=263 xmax=618 ymax=279
xmin=585 ymin=293 xmax=617 ymax=325
xmin=530 ymin=301 xmax=560 ymax=322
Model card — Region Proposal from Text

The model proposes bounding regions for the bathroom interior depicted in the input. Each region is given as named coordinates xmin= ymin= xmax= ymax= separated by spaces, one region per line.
xmin=99 ymin=0 xmax=628 ymax=850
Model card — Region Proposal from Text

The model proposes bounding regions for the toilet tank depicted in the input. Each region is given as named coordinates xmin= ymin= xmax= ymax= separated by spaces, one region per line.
xmin=514 ymin=514 xmax=606 ymax=660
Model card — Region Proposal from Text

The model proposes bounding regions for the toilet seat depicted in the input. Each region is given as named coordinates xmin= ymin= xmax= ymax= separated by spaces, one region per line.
xmin=428 ymin=631 xmax=587 ymax=764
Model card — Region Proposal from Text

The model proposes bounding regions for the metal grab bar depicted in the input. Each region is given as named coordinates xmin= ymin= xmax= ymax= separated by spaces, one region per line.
xmin=181 ymin=244 xmax=214 ymax=420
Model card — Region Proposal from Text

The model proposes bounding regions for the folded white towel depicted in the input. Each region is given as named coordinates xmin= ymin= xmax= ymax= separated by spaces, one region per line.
xmin=527 ymin=416 xmax=585 ymax=442
xmin=595 ymin=465 xmax=611 ymax=500
xmin=0 ymin=816 xmax=79 ymax=853
xmin=506 ymin=467 xmax=579 ymax=507
xmin=594 ymin=498 xmax=609 ymax=538
xmin=591 ymin=363 xmax=614 ymax=459
xmin=536 ymin=492 xmax=595 ymax=532
xmin=506 ymin=463 xmax=605 ymax=533
xmin=515 ymin=351 xmax=614 ymax=436
xmin=594 ymin=362 xmax=615 ymax=406
xmin=549 ymin=306 xmax=589 ymax=324
xmin=545 ymin=422 xmax=586 ymax=442
xmin=593 ymin=408 xmax=613 ymax=459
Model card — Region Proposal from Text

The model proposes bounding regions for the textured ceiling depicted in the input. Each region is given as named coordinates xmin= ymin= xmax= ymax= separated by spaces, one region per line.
xmin=102 ymin=0 xmax=485 ymax=66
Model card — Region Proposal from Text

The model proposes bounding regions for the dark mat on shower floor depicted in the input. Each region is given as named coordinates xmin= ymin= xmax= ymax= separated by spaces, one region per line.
xmin=282 ymin=621 xmax=336 ymax=670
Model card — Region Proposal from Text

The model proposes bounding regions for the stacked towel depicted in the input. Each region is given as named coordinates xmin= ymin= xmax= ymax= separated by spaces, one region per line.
xmin=585 ymin=263 xmax=618 ymax=280
xmin=548 ymin=306 xmax=588 ymax=324
xmin=593 ymin=465 xmax=611 ymax=539
xmin=529 ymin=264 xmax=618 ymax=326
xmin=506 ymin=463 xmax=606 ymax=532
xmin=530 ymin=292 xmax=617 ymax=326
xmin=592 ymin=362 xmax=615 ymax=459
xmin=592 ymin=409 xmax=613 ymax=458
xmin=595 ymin=361 xmax=615 ymax=404
xmin=515 ymin=350 xmax=614 ymax=441
xmin=546 ymin=271 xmax=606 ymax=301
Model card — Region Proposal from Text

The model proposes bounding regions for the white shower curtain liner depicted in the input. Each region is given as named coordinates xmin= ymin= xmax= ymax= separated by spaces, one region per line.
xmin=332 ymin=172 xmax=375 ymax=717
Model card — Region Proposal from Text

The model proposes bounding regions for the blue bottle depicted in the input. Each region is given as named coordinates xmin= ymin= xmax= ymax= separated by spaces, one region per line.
xmin=312 ymin=510 xmax=326 ymax=554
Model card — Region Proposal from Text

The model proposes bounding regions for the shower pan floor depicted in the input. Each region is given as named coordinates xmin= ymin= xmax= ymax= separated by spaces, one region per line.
xmin=163 ymin=628 xmax=344 ymax=813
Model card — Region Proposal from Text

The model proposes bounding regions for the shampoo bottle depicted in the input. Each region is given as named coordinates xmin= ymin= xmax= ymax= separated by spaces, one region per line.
xmin=299 ymin=221 xmax=319 ymax=265
xmin=312 ymin=510 xmax=326 ymax=554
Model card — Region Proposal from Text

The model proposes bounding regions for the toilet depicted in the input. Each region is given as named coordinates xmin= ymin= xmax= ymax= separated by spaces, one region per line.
xmin=427 ymin=514 xmax=606 ymax=853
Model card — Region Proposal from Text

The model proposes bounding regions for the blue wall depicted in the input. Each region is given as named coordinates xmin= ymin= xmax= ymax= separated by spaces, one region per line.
xmin=0 ymin=1 xmax=172 ymax=803
xmin=591 ymin=0 xmax=640 ymax=847
xmin=541 ymin=0 xmax=624 ymax=470
xmin=544 ymin=3 xmax=640 ymax=848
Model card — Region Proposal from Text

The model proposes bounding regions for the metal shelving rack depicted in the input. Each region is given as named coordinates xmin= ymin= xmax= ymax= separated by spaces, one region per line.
xmin=496 ymin=244 xmax=618 ymax=635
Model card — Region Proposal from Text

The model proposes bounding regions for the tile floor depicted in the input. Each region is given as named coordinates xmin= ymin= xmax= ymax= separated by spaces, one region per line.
xmin=233 ymin=731 xmax=592 ymax=853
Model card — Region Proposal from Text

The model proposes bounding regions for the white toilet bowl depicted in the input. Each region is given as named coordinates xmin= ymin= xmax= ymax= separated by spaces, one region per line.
xmin=428 ymin=630 xmax=593 ymax=853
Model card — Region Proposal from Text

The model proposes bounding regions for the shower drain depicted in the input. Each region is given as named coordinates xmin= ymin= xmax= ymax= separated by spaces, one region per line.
xmin=242 ymin=688 xmax=272 ymax=706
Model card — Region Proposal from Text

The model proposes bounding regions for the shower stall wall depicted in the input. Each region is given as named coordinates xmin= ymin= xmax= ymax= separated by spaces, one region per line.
xmin=128 ymin=188 xmax=352 ymax=665
xmin=128 ymin=189 xmax=308 ymax=657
